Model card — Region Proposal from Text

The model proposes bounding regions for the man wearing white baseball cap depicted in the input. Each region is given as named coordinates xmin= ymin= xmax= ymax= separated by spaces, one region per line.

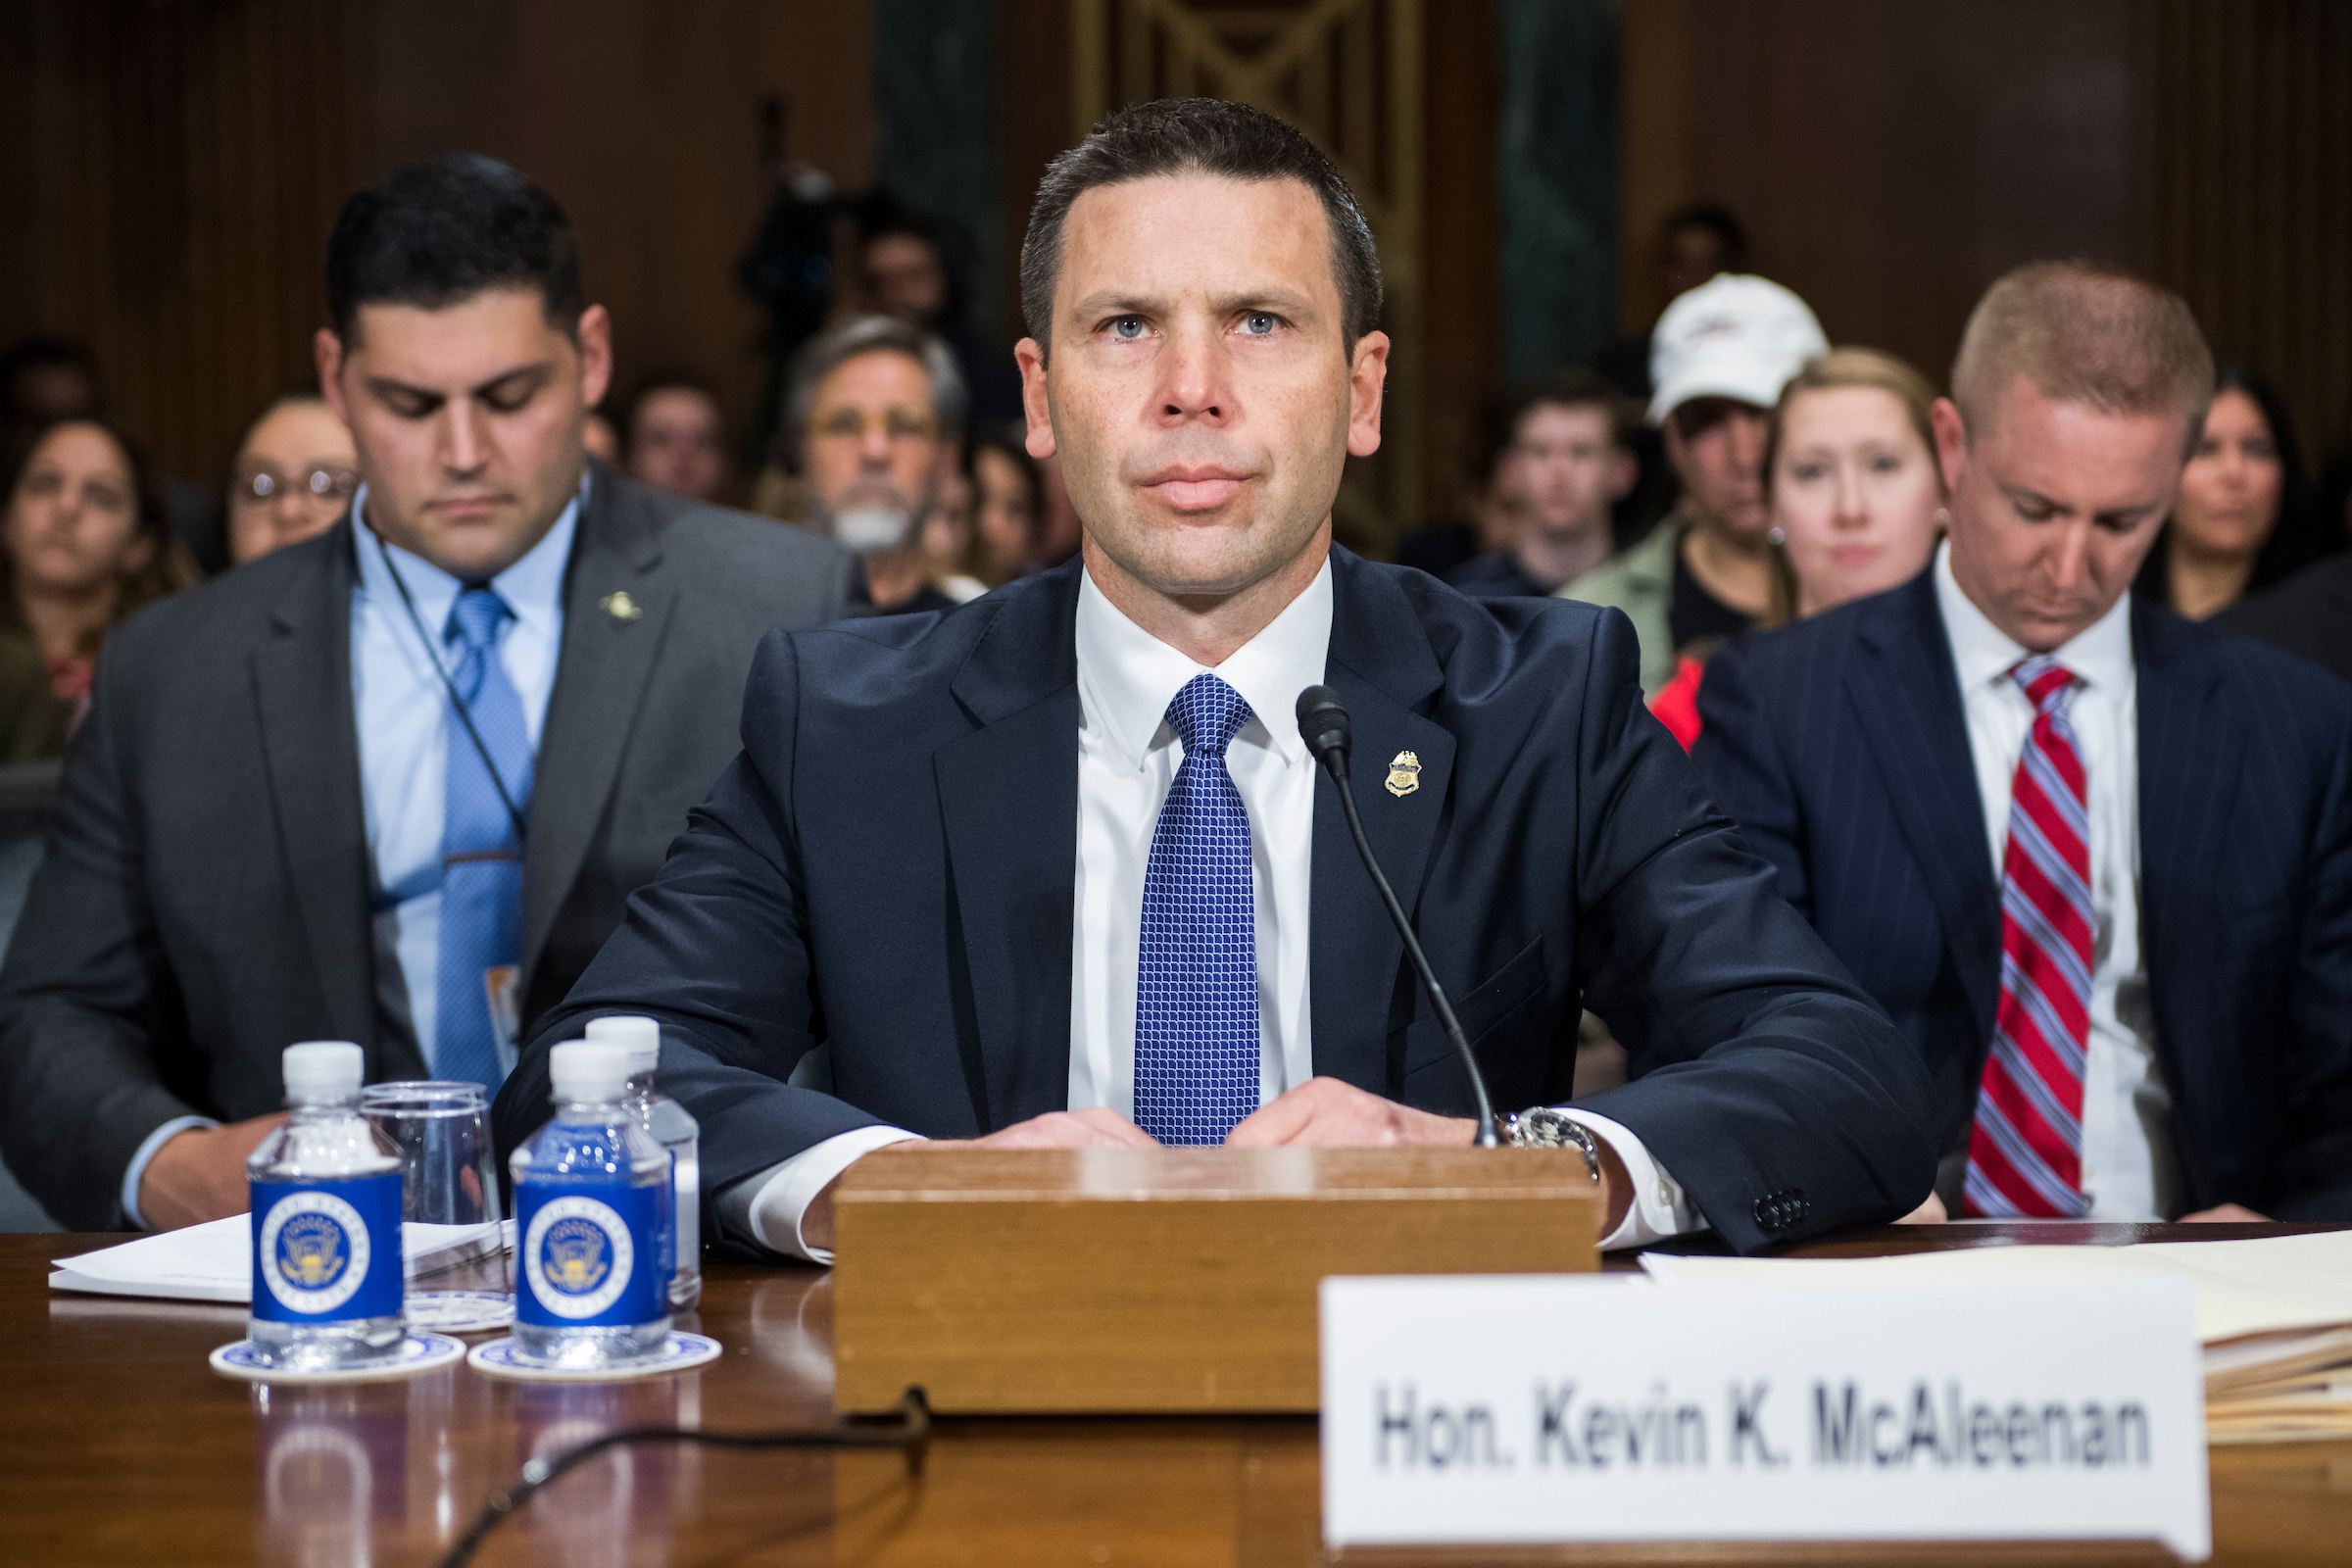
xmin=1562 ymin=273 xmax=1827 ymax=693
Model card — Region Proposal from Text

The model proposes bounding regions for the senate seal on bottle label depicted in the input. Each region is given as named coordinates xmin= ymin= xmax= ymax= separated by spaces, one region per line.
xmin=257 ymin=1191 xmax=373 ymax=1315
xmin=523 ymin=1196 xmax=638 ymax=1321
xmin=249 ymin=1173 xmax=402 ymax=1324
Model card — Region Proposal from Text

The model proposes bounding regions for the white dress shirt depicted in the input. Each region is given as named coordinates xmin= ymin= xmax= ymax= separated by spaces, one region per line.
xmin=1933 ymin=542 xmax=2178 ymax=1219
xmin=724 ymin=562 xmax=1699 ymax=1260
xmin=118 ymin=484 xmax=580 ymax=1228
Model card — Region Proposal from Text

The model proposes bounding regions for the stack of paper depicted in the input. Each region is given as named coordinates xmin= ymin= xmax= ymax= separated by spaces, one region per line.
xmin=1641 ymin=1231 xmax=2352 ymax=1445
xmin=48 ymin=1214 xmax=513 ymax=1305
xmin=2202 ymin=1324 xmax=2352 ymax=1443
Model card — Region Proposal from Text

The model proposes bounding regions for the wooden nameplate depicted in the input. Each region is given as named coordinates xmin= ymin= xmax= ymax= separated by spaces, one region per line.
xmin=830 ymin=1144 xmax=1598 ymax=1414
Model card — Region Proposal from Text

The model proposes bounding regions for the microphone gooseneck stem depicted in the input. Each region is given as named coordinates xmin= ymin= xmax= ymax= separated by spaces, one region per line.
xmin=1313 ymin=748 xmax=1501 ymax=1150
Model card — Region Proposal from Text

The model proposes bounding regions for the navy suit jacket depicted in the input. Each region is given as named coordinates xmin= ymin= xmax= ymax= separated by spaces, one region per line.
xmin=494 ymin=550 xmax=1940 ymax=1255
xmin=1693 ymin=570 xmax=2352 ymax=1218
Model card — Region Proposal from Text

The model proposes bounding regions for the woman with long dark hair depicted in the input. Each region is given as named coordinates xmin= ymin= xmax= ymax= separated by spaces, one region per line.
xmin=1 ymin=416 xmax=198 ymax=748
xmin=966 ymin=424 xmax=1048 ymax=588
xmin=2135 ymin=365 xmax=2333 ymax=619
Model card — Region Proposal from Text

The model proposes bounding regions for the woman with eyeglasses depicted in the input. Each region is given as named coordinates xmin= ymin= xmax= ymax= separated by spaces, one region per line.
xmin=1 ymin=417 xmax=199 ymax=750
xmin=226 ymin=394 xmax=360 ymax=566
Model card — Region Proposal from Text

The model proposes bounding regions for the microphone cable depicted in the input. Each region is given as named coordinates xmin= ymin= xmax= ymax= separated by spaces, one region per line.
xmin=436 ymin=1387 xmax=930 ymax=1567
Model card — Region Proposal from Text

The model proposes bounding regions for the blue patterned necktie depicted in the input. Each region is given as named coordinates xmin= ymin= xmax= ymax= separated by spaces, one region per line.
xmin=433 ymin=587 xmax=534 ymax=1090
xmin=1133 ymin=672 xmax=1261 ymax=1146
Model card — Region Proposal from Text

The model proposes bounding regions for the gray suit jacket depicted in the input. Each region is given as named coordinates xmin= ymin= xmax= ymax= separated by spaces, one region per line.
xmin=0 ymin=465 xmax=855 ymax=1227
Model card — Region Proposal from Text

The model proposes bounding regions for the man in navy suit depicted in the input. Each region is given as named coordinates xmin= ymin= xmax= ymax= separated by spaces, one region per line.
xmin=1697 ymin=262 xmax=2352 ymax=1223
xmin=494 ymin=99 xmax=1938 ymax=1259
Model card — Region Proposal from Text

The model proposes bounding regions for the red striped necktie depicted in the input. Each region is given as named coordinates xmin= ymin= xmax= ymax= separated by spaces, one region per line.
xmin=1963 ymin=656 xmax=2093 ymax=1219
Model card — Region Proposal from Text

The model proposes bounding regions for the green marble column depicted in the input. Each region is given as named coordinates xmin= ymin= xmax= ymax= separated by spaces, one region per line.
xmin=1496 ymin=0 xmax=1623 ymax=381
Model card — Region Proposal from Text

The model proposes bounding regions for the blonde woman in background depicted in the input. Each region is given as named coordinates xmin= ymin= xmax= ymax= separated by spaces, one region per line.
xmin=1651 ymin=348 xmax=1946 ymax=748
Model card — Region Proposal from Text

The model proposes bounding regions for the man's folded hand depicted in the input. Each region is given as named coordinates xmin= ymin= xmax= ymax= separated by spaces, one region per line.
xmin=1223 ymin=1076 xmax=1474 ymax=1149
xmin=945 ymin=1107 xmax=1161 ymax=1151
xmin=1226 ymin=1078 xmax=1631 ymax=1236
xmin=137 ymin=1113 xmax=289 ymax=1232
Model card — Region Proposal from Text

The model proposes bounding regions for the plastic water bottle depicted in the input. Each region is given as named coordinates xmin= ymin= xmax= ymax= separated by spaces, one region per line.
xmin=247 ymin=1042 xmax=406 ymax=1371
xmin=511 ymin=1040 xmax=673 ymax=1367
xmin=586 ymin=1015 xmax=701 ymax=1311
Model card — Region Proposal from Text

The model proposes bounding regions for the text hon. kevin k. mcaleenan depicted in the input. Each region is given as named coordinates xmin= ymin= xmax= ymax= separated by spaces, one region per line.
xmin=492 ymin=99 xmax=1940 ymax=1260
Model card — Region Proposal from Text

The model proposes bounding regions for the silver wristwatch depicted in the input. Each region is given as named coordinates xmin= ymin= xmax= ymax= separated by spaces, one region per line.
xmin=1500 ymin=1105 xmax=1601 ymax=1184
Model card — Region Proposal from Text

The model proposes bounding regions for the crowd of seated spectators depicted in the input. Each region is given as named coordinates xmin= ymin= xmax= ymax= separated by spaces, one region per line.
xmin=1420 ymin=208 xmax=2352 ymax=706
xmin=0 ymin=141 xmax=2344 ymax=1237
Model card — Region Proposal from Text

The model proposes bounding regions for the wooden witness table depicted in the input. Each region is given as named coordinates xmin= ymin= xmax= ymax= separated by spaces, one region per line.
xmin=3 ymin=1222 xmax=2348 ymax=1565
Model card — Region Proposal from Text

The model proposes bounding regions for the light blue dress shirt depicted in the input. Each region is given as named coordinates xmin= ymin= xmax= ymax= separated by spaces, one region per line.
xmin=352 ymin=482 xmax=578 ymax=1068
xmin=119 ymin=481 xmax=581 ymax=1228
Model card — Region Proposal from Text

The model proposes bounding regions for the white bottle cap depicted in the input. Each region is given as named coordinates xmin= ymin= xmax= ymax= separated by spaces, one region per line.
xmin=282 ymin=1041 xmax=366 ymax=1102
xmin=550 ymin=1040 xmax=632 ymax=1103
xmin=584 ymin=1014 xmax=661 ymax=1075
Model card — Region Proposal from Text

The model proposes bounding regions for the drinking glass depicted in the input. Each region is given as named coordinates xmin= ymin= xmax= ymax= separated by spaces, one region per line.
xmin=360 ymin=1081 xmax=512 ymax=1307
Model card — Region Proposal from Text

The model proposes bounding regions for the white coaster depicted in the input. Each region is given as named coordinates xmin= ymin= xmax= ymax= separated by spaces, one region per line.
xmin=405 ymin=1291 xmax=515 ymax=1334
xmin=211 ymin=1332 xmax=466 ymax=1383
xmin=466 ymin=1331 xmax=723 ymax=1383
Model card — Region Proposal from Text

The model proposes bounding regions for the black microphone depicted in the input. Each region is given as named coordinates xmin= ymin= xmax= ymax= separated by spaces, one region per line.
xmin=1294 ymin=684 xmax=1501 ymax=1148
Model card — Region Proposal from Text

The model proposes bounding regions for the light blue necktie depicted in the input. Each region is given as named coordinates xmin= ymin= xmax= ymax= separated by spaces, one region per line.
xmin=1133 ymin=673 xmax=1260 ymax=1146
xmin=433 ymin=587 xmax=533 ymax=1090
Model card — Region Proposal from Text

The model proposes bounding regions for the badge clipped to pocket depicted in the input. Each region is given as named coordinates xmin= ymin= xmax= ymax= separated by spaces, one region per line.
xmin=484 ymin=964 xmax=522 ymax=1054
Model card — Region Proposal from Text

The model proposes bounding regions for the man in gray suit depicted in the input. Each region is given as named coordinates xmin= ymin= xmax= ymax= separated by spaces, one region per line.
xmin=0 ymin=155 xmax=854 ymax=1231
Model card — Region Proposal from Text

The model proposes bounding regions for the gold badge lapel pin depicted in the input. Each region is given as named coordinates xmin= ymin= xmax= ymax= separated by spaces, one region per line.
xmin=600 ymin=590 xmax=643 ymax=623
xmin=1385 ymin=750 xmax=1422 ymax=797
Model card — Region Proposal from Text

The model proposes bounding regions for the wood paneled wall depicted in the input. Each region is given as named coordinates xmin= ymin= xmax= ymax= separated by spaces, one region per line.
xmin=1623 ymin=1 xmax=2151 ymax=405
xmin=1417 ymin=0 xmax=1498 ymax=517
xmin=18 ymin=1 xmax=2345 ymax=511
xmin=1624 ymin=0 xmax=2352 ymax=469
xmin=8 ymin=0 xmax=1486 ymax=526
xmin=1 ymin=0 xmax=877 ymax=489
xmin=2151 ymin=0 xmax=2352 ymax=464
xmin=0 ymin=1 xmax=373 ymax=483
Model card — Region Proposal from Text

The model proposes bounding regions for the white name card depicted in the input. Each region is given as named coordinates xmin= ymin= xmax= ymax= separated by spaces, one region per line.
xmin=1320 ymin=1275 xmax=2209 ymax=1561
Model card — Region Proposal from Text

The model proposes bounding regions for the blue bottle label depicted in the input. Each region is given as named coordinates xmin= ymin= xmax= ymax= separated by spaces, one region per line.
xmin=517 ymin=1182 xmax=664 ymax=1328
xmin=250 ymin=1172 xmax=404 ymax=1323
